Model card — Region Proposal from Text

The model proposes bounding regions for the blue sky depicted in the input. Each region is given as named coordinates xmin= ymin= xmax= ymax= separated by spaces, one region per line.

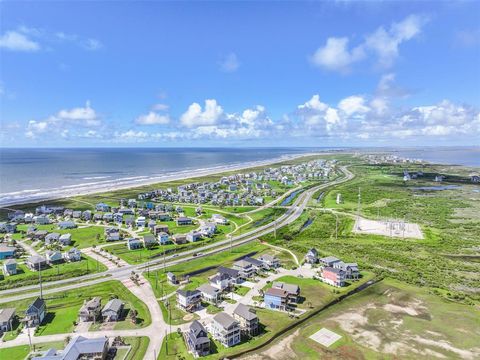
xmin=1 ymin=1 xmax=479 ymax=147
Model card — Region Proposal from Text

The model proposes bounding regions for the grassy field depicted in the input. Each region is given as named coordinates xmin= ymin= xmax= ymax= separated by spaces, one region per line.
xmin=123 ymin=336 xmax=150 ymax=360
xmin=0 ymin=340 xmax=65 ymax=359
xmin=0 ymin=280 xmax=151 ymax=338
xmin=0 ymin=255 xmax=107 ymax=290
xmin=263 ymin=160 xmax=480 ymax=305
xmin=251 ymin=278 xmax=480 ymax=360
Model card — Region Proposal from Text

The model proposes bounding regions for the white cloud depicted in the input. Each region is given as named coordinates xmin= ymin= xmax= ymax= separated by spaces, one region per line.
xmin=310 ymin=14 xmax=428 ymax=72
xmin=310 ymin=37 xmax=364 ymax=72
xmin=0 ymin=31 xmax=40 ymax=52
xmin=114 ymin=130 xmax=149 ymax=141
xmin=338 ymin=95 xmax=370 ymax=116
xmin=180 ymin=99 xmax=224 ymax=128
xmin=24 ymin=101 xmax=101 ymax=138
xmin=152 ymin=103 xmax=169 ymax=111
xmin=365 ymin=14 xmax=427 ymax=67
xmin=135 ymin=112 xmax=170 ymax=125
xmin=83 ymin=38 xmax=103 ymax=51
xmin=298 ymin=95 xmax=328 ymax=112
xmin=219 ymin=53 xmax=240 ymax=73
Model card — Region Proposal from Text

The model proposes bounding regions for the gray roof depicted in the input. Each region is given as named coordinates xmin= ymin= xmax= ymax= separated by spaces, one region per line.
xmin=233 ymin=259 xmax=252 ymax=269
xmin=4 ymin=259 xmax=17 ymax=265
xmin=259 ymin=254 xmax=277 ymax=262
xmin=218 ymin=266 xmax=239 ymax=278
xmin=187 ymin=320 xmax=210 ymax=346
xmin=197 ymin=283 xmax=219 ymax=297
xmin=177 ymin=289 xmax=201 ymax=297
xmin=32 ymin=335 xmax=107 ymax=360
xmin=233 ymin=303 xmax=257 ymax=321
xmin=324 ymin=266 xmax=344 ymax=275
xmin=243 ymin=257 xmax=263 ymax=267
xmin=27 ymin=255 xmax=46 ymax=264
xmin=213 ymin=312 xmax=238 ymax=329
xmin=272 ymin=282 xmax=300 ymax=295
xmin=102 ymin=299 xmax=123 ymax=314
xmin=0 ymin=308 xmax=15 ymax=323
xmin=320 ymin=256 xmax=340 ymax=263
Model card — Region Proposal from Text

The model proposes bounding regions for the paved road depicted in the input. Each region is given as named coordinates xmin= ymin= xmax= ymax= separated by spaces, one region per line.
xmin=0 ymin=166 xmax=354 ymax=358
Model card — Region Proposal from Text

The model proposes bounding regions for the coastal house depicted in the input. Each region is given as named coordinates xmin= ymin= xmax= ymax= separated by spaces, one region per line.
xmin=264 ymin=287 xmax=289 ymax=311
xmin=72 ymin=210 xmax=82 ymax=219
xmin=233 ymin=303 xmax=259 ymax=336
xmin=59 ymin=233 xmax=72 ymax=246
xmin=186 ymin=231 xmax=202 ymax=242
xmin=319 ymin=256 xmax=341 ymax=267
xmin=105 ymin=228 xmax=121 ymax=241
xmin=176 ymin=289 xmax=202 ymax=312
xmin=0 ymin=245 xmax=16 ymax=260
xmin=200 ymin=223 xmax=216 ymax=237
xmin=158 ymin=232 xmax=170 ymax=245
xmin=82 ymin=210 xmax=92 ymax=220
xmin=26 ymin=255 xmax=47 ymax=271
xmin=33 ymin=230 xmax=48 ymax=240
xmin=172 ymin=234 xmax=188 ymax=245
xmin=58 ymin=221 xmax=76 ymax=229
xmin=44 ymin=232 xmax=60 ymax=245
xmin=321 ymin=267 xmax=346 ymax=287
xmin=35 ymin=215 xmax=50 ymax=225
xmin=101 ymin=299 xmax=124 ymax=322
xmin=232 ymin=260 xmax=256 ymax=279
xmin=211 ymin=214 xmax=228 ymax=225
xmin=0 ymin=222 xmax=17 ymax=233
xmin=63 ymin=248 xmax=82 ymax=262
xmin=95 ymin=203 xmax=110 ymax=212
xmin=32 ymin=335 xmax=108 ymax=360
xmin=258 ymin=254 xmax=280 ymax=269
xmin=176 ymin=217 xmax=193 ymax=226
xmin=142 ymin=234 xmax=157 ymax=247
xmin=153 ymin=224 xmax=169 ymax=235
xmin=113 ymin=213 xmax=123 ymax=224
xmin=272 ymin=282 xmax=300 ymax=303
xmin=3 ymin=259 xmax=17 ymax=275
xmin=0 ymin=308 xmax=15 ymax=333
xmin=103 ymin=213 xmax=113 ymax=222
xmin=127 ymin=238 xmax=143 ymax=250
xmin=24 ymin=297 xmax=46 ymax=327
xmin=210 ymin=312 xmax=241 ymax=347
xmin=243 ymin=257 xmax=264 ymax=272
xmin=79 ymin=297 xmax=102 ymax=322
xmin=167 ymin=272 xmax=177 ymax=285
xmin=135 ymin=216 xmax=146 ymax=228
xmin=184 ymin=320 xmax=211 ymax=357
xmin=46 ymin=250 xmax=63 ymax=264
xmin=333 ymin=261 xmax=360 ymax=280
xmin=304 ymin=248 xmax=319 ymax=264
xmin=210 ymin=272 xmax=233 ymax=291
xmin=197 ymin=284 xmax=221 ymax=304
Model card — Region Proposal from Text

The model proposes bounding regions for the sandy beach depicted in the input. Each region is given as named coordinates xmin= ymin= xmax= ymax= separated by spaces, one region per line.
xmin=0 ymin=152 xmax=325 ymax=208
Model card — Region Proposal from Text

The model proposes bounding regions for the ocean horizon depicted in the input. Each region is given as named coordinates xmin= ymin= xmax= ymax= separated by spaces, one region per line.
xmin=0 ymin=146 xmax=478 ymax=207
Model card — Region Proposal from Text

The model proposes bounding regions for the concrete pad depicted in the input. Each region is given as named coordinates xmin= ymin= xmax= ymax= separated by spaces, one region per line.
xmin=309 ymin=328 xmax=342 ymax=347
xmin=353 ymin=217 xmax=423 ymax=239
xmin=239 ymin=281 xmax=256 ymax=288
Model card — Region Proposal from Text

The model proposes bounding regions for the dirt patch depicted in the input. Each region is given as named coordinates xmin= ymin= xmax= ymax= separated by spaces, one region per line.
xmin=183 ymin=313 xmax=195 ymax=321
xmin=242 ymin=330 xmax=300 ymax=360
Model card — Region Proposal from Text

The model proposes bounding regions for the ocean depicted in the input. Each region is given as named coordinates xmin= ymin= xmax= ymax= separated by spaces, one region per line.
xmin=0 ymin=147 xmax=314 ymax=206
xmin=390 ymin=147 xmax=480 ymax=167
xmin=1 ymin=147 xmax=478 ymax=207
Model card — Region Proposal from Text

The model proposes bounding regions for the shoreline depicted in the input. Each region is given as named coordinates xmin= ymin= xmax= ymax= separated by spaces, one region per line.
xmin=0 ymin=152 xmax=326 ymax=208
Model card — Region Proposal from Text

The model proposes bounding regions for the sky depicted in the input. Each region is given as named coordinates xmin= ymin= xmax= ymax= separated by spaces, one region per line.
xmin=1 ymin=1 xmax=479 ymax=147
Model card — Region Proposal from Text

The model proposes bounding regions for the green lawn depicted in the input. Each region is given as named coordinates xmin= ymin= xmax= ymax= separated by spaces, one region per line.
xmin=0 ymin=280 xmax=151 ymax=338
xmin=0 ymin=340 xmax=65 ymax=359
xmin=0 ymin=256 xmax=107 ymax=290
xmin=123 ymin=336 xmax=150 ymax=360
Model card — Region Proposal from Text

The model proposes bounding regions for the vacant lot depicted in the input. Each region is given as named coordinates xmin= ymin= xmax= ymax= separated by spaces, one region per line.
xmin=248 ymin=279 xmax=480 ymax=360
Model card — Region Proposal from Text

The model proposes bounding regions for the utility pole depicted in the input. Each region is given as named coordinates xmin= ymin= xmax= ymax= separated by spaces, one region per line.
xmin=38 ymin=264 xmax=43 ymax=299
xmin=163 ymin=249 xmax=166 ymax=273
xmin=155 ymin=271 xmax=158 ymax=290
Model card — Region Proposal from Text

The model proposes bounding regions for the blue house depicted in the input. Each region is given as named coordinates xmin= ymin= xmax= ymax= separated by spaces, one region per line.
xmin=95 ymin=203 xmax=110 ymax=212
xmin=264 ymin=287 xmax=288 ymax=311
xmin=158 ymin=232 xmax=170 ymax=245
xmin=0 ymin=245 xmax=16 ymax=260
xmin=58 ymin=221 xmax=76 ymax=230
